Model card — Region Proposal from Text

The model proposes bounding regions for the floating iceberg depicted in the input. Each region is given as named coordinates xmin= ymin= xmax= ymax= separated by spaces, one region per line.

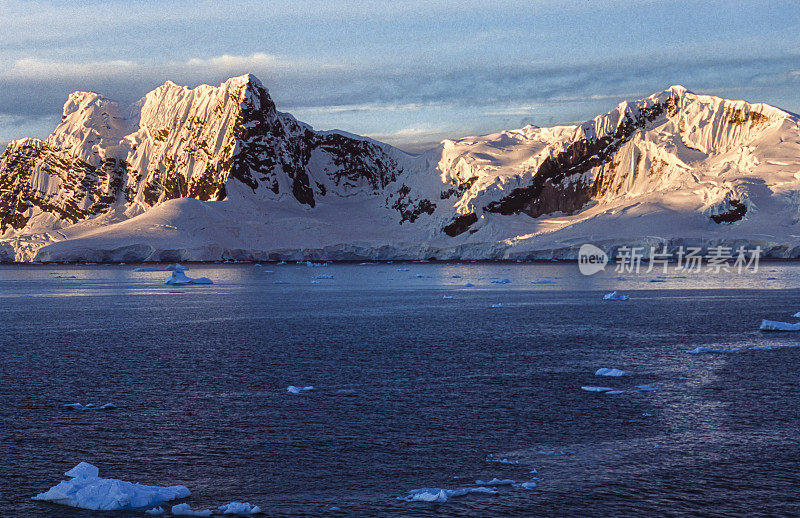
xmin=603 ymin=291 xmax=629 ymax=301
xmin=218 ymin=502 xmax=262 ymax=514
xmin=145 ymin=507 xmax=165 ymax=515
xmin=286 ymin=385 xmax=314 ymax=394
xmin=172 ymin=503 xmax=211 ymax=516
xmin=475 ymin=478 xmax=515 ymax=486
xmin=442 ymin=295 xmax=453 ymax=299
xmin=399 ymin=487 xmax=497 ymax=503
xmin=759 ymin=319 xmax=800 ymax=331
xmin=595 ymin=368 xmax=628 ymax=377
xmin=464 ymin=283 xmax=475 ymax=287
xmin=490 ymin=303 xmax=504 ymax=308
xmin=605 ymin=390 xmax=625 ymax=395
xmin=32 ymin=462 xmax=190 ymax=511
xmin=581 ymin=386 xmax=615 ymax=392
xmin=305 ymin=261 xmax=327 ymax=267
xmin=63 ymin=402 xmax=115 ymax=411
xmin=491 ymin=278 xmax=511 ymax=284
xmin=513 ymin=482 xmax=538 ymax=489
xmin=793 ymin=312 xmax=800 ymax=318
xmin=164 ymin=269 xmax=213 ymax=285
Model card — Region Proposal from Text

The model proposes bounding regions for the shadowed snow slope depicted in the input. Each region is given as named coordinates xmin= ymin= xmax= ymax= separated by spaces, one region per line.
xmin=3 ymin=77 xmax=800 ymax=261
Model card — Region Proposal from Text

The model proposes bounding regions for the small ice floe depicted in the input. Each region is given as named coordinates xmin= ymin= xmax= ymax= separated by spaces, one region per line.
xmin=475 ymin=478 xmax=515 ymax=486
xmin=286 ymin=385 xmax=314 ymax=394
xmin=311 ymin=280 xmax=321 ymax=284
xmin=399 ymin=487 xmax=497 ymax=503
xmin=603 ymin=291 xmax=629 ymax=301
xmin=443 ymin=295 xmax=453 ymax=299
xmin=306 ymin=261 xmax=327 ymax=267
xmin=32 ymin=462 xmax=190 ymax=511
xmin=218 ymin=502 xmax=261 ymax=514
xmin=328 ymin=506 xmax=342 ymax=512
xmin=491 ymin=278 xmax=511 ymax=284
xmin=490 ymin=303 xmax=504 ymax=308
xmin=415 ymin=274 xmax=428 ymax=278
xmin=760 ymin=319 xmax=800 ymax=332
xmin=397 ymin=268 xmax=410 ymax=271
xmin=314 ymin=274 xmax=334 ymax=279
xmin=642 ymin=412 xmax=653 ymax=417
xmin=595 ymin=368 xmax=628 ymax=377
xmin=605 ymin=390 xmax=625 ymax=395
xmin=635 ymin=385 xmax=658 ymax=392
xmin=451 ymin=275 xmax=462 ymax=278
xmin=464 ymin=283 xmax=475 ymax=287
xmin=687 ymin=346 xmax=716 ymax=354
xmin=530 ymin=279 xmax=556 ymax=284
xmin=171 ymin=503 xmax=211 ymax=516
xmin=792 ymin=312 xmax=800 ymax=318
xmin=64 ymin=402 xmax=116 ymax=411
xmin=145 ymin=507 xmax=165 ymax=515
xmin=164 ymin=267 xmax=212 ymax=285
xmin=688 ymin=344 xmax=800 ymax=354
xmin=581 ymin=386 xmax=615 ymax=392
xmin=513 ymin=482 xmax=538 ymax=489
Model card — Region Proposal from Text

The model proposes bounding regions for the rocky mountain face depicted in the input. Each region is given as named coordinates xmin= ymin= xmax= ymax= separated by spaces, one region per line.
xmin=0 ymin=75 xmax=410 ymax=235
xmin=1 ymin=76 xmax=799 ymax=262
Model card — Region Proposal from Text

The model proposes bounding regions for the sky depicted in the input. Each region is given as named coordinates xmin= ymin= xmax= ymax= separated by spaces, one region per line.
xmin=1 ymin=0 xmax=799 ymax=153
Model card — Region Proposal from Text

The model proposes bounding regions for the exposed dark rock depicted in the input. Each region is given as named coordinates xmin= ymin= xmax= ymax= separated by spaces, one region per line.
xmin=711 ymin=199 xmax=747 ymax=223
xmin=443 ymin=212 xmax=478 ymax=236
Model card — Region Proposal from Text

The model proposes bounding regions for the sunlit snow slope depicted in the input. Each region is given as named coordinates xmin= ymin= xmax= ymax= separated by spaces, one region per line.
xmin=1 ymin=76 xmax=799 ymax=262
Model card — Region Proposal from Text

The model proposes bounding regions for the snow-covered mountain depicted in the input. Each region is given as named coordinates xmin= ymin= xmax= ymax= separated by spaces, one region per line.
xmin=2 ymin=75 xmax=799 ymax=262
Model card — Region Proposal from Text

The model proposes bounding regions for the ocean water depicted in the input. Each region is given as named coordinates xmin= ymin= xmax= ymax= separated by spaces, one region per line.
xmin=2 ymin=261 xmax=800 ymax=516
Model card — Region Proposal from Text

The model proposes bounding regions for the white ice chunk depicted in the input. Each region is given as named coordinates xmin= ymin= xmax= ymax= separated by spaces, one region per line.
xmin=464 ymin=283 xmax=475 ymax=287
xmin=475 ymin=478 xmax=515 ymax=486
xmin=100 ymin=403 xmax=116 ymax=409
xmin=314 ymin=274 xmax=334 ymax=279
xmin=32 ymin=462 xmax=190 ymax=511
xmin=65 ymin=462 xmax=99 ymax=479
xmin=399 ymin=487 xmax=497 ymax=503
xmin=145 ymin=507 xmax=165 ymax=515
xmin=581 ymin=386 xmax=615 ymax=392
xmin=286 ymin=386 xmax=314 ymax=394
xmin=513 ymin=482 xmax=538 ymax=489
xmin=760 ymin=319 xmax=800 ymax=331
xmin=687 ymin=347 xmax=715 ymax=354
xmin=171 ymin=503 xmax=211 ymax=516
xmin=491 ymin=303 xmax=504 ymax=308
xmin=218 ymin=502 xmax=262 ymax=514
xmin=443 ymin=295 xmax=453 ymax=299
xmin=605 ymin=390 xmax=625 ymax=395
xmin=595 ymin=368 xmax=628 ymax=377
xmin=64 ymin=403 xmax=85 ymax=410
xmin=793 ymin=312 xmax=800 ymax=318
xmin=603 ymin=291 xmax=629 ymax=301
xmin=397 ymin=268 xmax=410 ymax=271
xmin=164 ymin=270 xmax=212 ymax=285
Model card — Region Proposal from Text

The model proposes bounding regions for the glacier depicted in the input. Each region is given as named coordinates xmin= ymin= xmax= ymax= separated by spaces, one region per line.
xmin=3 ymin=76 xmax=800 ymax=262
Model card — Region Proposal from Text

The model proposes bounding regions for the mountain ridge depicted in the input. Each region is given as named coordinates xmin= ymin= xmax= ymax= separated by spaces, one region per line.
xmin=2 ymin=75 xmax=799 ymax=262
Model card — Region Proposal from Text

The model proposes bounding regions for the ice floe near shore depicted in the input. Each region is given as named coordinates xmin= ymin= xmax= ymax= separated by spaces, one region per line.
xmin=595 ymin=368 xmax=628 ymax=377
xmin=218 ymin=502 xmax=261 ymax=514
xmin=688 ymin=344 xmax=800 ymax=354
xmin=32 ymin=462 xmax=190 ymax=511
xmin=581 ymin=386 xmax=615 ymax=392
xmin=399 ymin=487 xmax=497 ymax=503
xmin=759 ymin=319 xmax=800 ymax=331
xmin=286 ymin=385 xmax=314 ymax=394
xmin=171 ymin=503 xmax=211 ymax=516
xmin=164 ymin=266 xmax=213 ymax=285
xmin=64 ymin=402 xmax=115 ymax=410
xmin=603 ymin=291 xmax=629 ymax=301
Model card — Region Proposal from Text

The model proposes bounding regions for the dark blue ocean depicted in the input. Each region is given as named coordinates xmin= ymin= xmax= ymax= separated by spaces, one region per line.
xmin=2 ymin=262 xmax=800 ymax=516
